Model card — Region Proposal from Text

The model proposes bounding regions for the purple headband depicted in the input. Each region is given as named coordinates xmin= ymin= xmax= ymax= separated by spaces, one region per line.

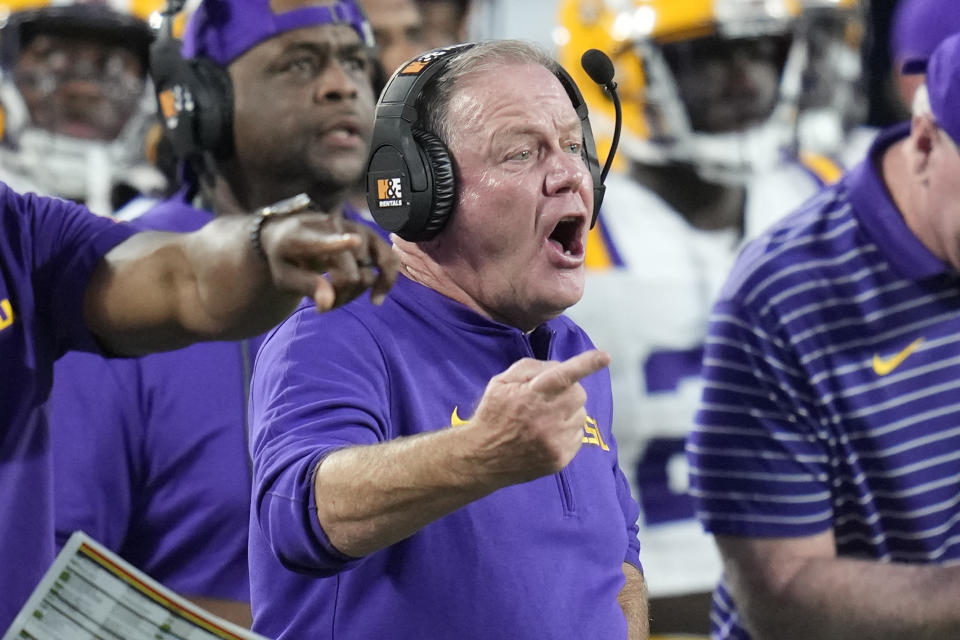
xmin=183 ymin=0 xmax=374 ymax=66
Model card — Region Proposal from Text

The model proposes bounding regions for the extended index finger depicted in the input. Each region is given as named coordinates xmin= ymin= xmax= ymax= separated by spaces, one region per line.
xmin=528 ymin=349 xmax=611 ymax=394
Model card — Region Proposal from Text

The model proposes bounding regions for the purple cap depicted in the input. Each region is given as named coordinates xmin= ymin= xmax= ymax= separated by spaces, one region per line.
xmin=182 ymin=0 xmax=374 ymax=66
xmin=902 ymin=32 xmax=960 ymax=145
xmin=890 ymin=0 xmax=960 ymax=65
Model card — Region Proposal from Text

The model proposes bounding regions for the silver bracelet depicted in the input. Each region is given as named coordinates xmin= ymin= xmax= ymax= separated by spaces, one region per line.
xmin=249 ymin=193 xmax=313 ymax=262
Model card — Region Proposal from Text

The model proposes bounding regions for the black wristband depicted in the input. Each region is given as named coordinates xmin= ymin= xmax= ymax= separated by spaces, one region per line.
xmin=249 ymin=193 xmax=313 ymax=262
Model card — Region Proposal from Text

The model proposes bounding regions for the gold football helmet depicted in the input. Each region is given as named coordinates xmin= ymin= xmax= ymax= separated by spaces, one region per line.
xmin=555 ymin=0 xmax=805 ymax=183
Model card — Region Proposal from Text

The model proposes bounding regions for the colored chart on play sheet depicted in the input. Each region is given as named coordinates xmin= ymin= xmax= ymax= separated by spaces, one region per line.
xmin=3 ymin=532 xmax=267 ymax=640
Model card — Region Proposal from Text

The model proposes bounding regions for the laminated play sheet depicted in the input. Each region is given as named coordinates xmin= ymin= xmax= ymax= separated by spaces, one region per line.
xmin=3 ymin=531 xmax=268 ymax=640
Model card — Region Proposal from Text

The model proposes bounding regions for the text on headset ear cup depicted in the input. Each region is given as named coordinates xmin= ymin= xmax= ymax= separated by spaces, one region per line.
xmin=411 ymin=128 xmax=455 ymax=240
xmin=366 ymin=128 xmax=456 ymax=242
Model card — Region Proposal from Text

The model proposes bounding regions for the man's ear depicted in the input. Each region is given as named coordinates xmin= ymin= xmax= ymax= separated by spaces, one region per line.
xmin=907 ymin=113 xmax=938 ymax=176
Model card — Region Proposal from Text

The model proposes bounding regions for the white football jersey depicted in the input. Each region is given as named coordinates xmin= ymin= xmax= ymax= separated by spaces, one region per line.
xmin=568 ymin=161 xmax=840 ymax=596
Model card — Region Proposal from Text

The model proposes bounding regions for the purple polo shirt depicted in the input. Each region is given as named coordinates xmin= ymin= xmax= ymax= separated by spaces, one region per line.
xmin=248 ymin=274 xmax=642 ymax=639
xmin=689 ymin=124 xmax=960 ymax=639
xmin=0 ymin=183 xmax=135 ymax=630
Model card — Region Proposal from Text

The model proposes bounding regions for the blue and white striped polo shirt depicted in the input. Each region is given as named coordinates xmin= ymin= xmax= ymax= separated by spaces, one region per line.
xmin=687 ymin=123 xmax=960 ymax=639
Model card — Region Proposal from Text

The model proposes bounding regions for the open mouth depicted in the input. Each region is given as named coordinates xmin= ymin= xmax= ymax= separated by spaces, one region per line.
xmin=548 ymin=216 xmax=585 ymax=257
xmin=319 ymin=116 xmax=365 ymax=144
xmin=330 ymin=122 xmax=360 ymax=137
xmin=57 ymin=121 xmax=105 ymax=140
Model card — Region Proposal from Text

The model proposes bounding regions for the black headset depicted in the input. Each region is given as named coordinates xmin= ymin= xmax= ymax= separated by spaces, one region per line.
xmin=366 ymin=44 xmax=606 ymax=242
xmin=148 ymin=0 xmax=235 ymax=160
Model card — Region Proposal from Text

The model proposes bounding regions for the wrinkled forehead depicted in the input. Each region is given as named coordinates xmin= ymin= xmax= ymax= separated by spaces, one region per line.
xmin=446 ymin=63 xmax=580 ymax=142
xmin=455 ymin=63 xmax=573 ymax=116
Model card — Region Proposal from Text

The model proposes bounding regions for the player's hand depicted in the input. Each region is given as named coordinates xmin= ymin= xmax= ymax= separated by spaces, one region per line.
xmin=465 ymin=349 xmax=611 ymax=488
xmin=259 ymin=213 xmax=398 ymax=311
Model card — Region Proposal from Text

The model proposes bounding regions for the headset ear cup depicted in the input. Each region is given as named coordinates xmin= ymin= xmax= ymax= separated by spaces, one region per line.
xmin=189 ymin=57 xmax=234 ymax=159
xmin=150 ymin=26 xmax=234 ymax=161
xmin=412 ymin=129 xmax=456 ymax=240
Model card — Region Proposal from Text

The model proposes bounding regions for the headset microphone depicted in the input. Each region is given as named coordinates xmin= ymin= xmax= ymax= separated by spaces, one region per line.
xmin=580 ymin=48 xmax=621 ymax=188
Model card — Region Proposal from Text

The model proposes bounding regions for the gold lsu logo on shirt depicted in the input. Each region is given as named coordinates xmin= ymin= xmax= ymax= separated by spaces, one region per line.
xmin=450 ymin=407 xmax=609 ymax=451
xmin=0 ymin=298 xmax=13 ymax=331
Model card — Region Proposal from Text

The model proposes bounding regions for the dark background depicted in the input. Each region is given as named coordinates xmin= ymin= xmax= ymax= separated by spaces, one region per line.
xmin=866 ymin=0 xmax=907 ymax=126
